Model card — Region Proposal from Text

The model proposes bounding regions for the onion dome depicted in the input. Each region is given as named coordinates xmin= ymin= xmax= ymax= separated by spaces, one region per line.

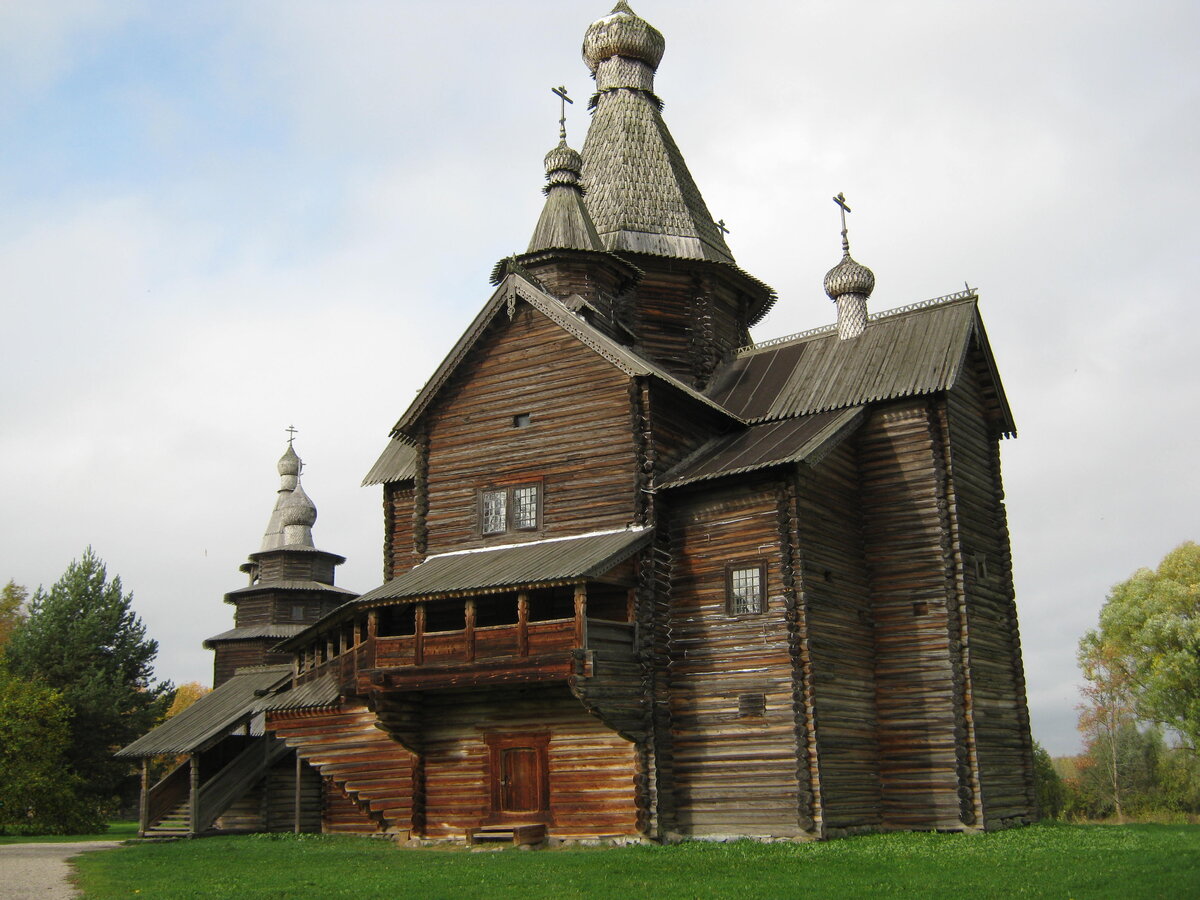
xmin=277 ymin=444 xmax=301 ymax=477
xmin=823 ymin=252 xmax=876 ymax=301
xmin=545 ymin=140 xmax=584 ymax=190
xmin=279 ymin=482 xmax=317 ymax=529
xmin=583 ymin=1 xmax=665 ymax=75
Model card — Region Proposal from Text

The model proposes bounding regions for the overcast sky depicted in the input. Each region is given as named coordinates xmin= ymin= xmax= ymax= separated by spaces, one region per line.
xmin=1 ymin=1 xmax=1195 ymax=757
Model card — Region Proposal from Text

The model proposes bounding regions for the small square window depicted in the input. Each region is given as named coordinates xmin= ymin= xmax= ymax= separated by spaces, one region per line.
xmin=482 ymin=489 xmax=508 ymax=535
xmin=291 ymin=605 xmax=306 ymax=621
xmin=512 ymin=413 xmax=532 ymax=428
xmin=728 ymin=564 xmax=765 ymax=616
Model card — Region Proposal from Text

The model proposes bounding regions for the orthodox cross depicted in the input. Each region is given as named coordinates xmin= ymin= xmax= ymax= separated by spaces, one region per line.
xmin=552 ymin=85 xmax=573 ymax=141
xmin=286 ymin=424 xmax=298 ymax=446
xmin=716 ymin=219 xmax=730 ymax=234
xmin=833 ymin=192 xmax=852 ymax=252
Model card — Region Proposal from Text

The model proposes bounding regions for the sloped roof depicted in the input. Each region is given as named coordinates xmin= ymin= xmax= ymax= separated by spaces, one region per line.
xmin=380 ymin=273 xmax=739 ymax=448
xmin=658 ymin=407 xmax=865 ymax=490
xmin=116 ymin=666 xmax=291 ymax=757
xmin=224 ymin=580 xmax=356 ymax=600
xmin=355 ymin=527 xmax=652 ymax=605
xmin=260 ymin=675 xmax=340 ymax=713
xmin=582 ymin=88 xmax=733 ymax=264
xmin=706 ymin=292 xmax=1015 ymax=436
xmin=362 ymin=438 xmax=418 ymax=487
xmin=203 ymin=623 xmax=308 ymax=647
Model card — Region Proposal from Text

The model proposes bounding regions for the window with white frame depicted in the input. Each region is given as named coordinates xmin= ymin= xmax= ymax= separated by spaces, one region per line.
xmin=480 ymin=483 xmax=540 ymax=535
xmin=727 ymin=563 xmax=765 ymax=615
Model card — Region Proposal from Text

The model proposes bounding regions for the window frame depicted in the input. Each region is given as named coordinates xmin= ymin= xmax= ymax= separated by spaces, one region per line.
xmin=478 ymin=481 xmax=542 ymax=536
xmin=725 ymin=561 xmax=767 ymax=617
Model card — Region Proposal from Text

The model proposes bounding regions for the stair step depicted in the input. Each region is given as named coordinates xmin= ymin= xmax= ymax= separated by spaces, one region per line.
xmin=467 ymin=824 xmax=546 ymax=846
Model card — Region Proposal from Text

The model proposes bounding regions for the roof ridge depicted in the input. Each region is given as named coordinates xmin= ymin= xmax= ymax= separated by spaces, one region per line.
xmin=736 ymin=288 xmax=978 ymax=357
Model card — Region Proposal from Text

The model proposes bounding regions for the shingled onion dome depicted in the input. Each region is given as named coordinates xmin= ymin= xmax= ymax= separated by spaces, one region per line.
xmin=260 ymin=442 xmax=316 ymax=551
xmin=278 ymin=480 xmax=317 ymax=548
xmin=824 ymin=244 xmax=875 ymax=341
xmin=583 ymin=1 xmax=665 ymax=94
xmin=527 ymin=139 xmax=604 ymax=253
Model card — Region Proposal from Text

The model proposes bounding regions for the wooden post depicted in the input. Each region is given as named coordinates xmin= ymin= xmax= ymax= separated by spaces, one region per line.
xmin=189 ymin=753 xmax=200 ymax=837
xmin=574 ymin=584 xmax=587 ymax=649
xmin=367 ymin=610 xmax=378 ymax=668
xmin=464 ymin=599 xmax=476 ymax=662
xmin=414 ymin=604 xmax=426 ymax=665
xmin=517 ymin=591 xmax=529 ymax=657
xmin=138 ymin=758 xmax=150 ymax=837
xmin=294 ymin=752 xmax=303 ymax=834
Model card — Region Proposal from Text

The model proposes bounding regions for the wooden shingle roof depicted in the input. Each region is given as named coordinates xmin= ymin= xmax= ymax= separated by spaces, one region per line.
xmin=581 ymin=86 xmax=733 ymax=264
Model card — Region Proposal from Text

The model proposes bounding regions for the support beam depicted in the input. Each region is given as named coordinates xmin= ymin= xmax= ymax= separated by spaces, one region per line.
xmin=138 ymin=758 xmax=149 ymax=838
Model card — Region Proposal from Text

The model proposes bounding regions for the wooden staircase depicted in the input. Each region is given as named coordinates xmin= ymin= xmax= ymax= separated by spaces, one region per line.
xmin=144 ymin=799 xmax=191 ymax=837
xmin=268 ymin=701 xmax=416 ymax=835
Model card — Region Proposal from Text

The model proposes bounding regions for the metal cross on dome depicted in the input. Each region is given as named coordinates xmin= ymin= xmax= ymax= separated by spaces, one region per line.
xmin=833 ymin=192 xmax=853 ymax=252
xmin=552 ymin=85 xmax=573 ymax=141
xmin=286 ymin=425 xmax=298 ymax=446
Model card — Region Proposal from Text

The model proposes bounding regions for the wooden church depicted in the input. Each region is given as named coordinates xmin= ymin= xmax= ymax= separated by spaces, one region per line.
xmin=121 ymin=1 xmax=1036 ymax=842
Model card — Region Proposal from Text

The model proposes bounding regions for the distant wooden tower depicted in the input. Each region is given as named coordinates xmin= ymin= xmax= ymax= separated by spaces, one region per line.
xmin=205 ymin=442 xmax=355 ymax=686
xmin=123 ymin=2 xmax=1037 ymax=843
xmin=118 ymin=442 xmax=345 ymax=837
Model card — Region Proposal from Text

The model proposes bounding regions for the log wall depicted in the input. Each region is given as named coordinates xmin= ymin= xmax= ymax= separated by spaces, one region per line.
xmin=418 ymin=684 xmax=641 ymax=840
xmin=943 ymin=354 xmax=1036 ymax=827
xmin=858 ymin=402 xmax=965 ymax=830
xmin=385 ymin=483 xmax=418 ymax=579
xmin=796 ymin=441 xmax=882 ymax=833
xmin=420 ymin=304 xmax=637 ymax=556
xmin=667 ymin=480 xmax=805 ymax=837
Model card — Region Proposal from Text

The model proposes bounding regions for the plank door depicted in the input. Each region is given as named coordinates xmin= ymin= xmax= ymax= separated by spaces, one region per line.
xmin=486 ymin=733 xmax=550 ymax=823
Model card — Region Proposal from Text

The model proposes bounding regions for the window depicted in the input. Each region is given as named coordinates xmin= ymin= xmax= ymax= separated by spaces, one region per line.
xmin=480 ymin=483 xmax=540 ymax=535
xmin=727 ymin=563 xmax=765 ymax=615
xmin=512 ymin=413 xmax=532 ymax=428
xmin=482 ymin=490 xmax=508 ymax=535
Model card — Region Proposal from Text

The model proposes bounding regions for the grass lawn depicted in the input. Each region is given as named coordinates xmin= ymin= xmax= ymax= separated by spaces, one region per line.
xmin=0 ymin=820 xmax=138 ymax=845
xmin=71 ymin=823 xmax=1199 ymax=899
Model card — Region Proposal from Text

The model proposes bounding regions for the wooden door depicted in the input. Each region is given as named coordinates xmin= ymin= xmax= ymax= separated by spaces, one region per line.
xmin=501 ymin=748 xmax=541 ymax=813
xmin=486 ymin=733 xmax=549 ymax=823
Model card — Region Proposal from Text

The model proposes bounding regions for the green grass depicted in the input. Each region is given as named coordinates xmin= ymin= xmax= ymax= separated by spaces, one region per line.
xmin=0 ymin=820 xmax=137 ymax=845
xmin=72 ymin=823 xmax=1200 ymax=899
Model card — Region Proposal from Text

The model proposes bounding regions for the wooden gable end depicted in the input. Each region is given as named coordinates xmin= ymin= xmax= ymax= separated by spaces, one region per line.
xmin=417 ymin=300 xmax=638 ymax=557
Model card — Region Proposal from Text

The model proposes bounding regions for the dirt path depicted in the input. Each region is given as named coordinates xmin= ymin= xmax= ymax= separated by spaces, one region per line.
xmin=0 ymin=841 xmax=124 ymax=899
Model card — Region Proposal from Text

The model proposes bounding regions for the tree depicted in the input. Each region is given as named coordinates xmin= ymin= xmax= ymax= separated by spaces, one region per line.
xmin=0 ymin=663 xmax=101 ymax=834
xmin=1076 ymin=632 xmax=1137 ymax=820
xmin=1031 ymin=740 xmax=1066 ymax=819
xmin=165 ymin=681 xmax=210 ymax=719
xmin=1089 ymin=542 xmax=1200 ymax=750
xmin=0 ymin=580 xmax=27 ymax=650
xmin=4 ymin=549 xmax=173 ymax=813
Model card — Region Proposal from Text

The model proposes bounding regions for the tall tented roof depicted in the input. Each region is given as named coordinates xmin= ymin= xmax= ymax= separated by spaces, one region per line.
xmin=116 ymin=666 xmax=291 ymax=757
xmin=705 ymin=291 xmax=1016 ymax=437
xmin=527 ymin=139 xmax=605 ymax=254
xmin=580 ymin=3 xmax=734 ymax=263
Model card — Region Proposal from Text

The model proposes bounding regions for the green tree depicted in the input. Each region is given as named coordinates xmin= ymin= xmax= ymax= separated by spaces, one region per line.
xmin=0 ymin=663 xmax=101 ymax=834
xmin=4 ymin=549 xmax=173 ymax=813
xmin=1088 ymin=542 xmax=1200 ymax=749
xmin=0 ymin=580 xmax=27 ymax=650
xmin=1031 ymin=740 xmax=1066 ymax=819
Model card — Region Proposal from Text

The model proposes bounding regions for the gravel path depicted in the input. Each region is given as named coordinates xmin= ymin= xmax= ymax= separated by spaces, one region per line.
xmin=0 ymin=841 xmax=124 ymax=899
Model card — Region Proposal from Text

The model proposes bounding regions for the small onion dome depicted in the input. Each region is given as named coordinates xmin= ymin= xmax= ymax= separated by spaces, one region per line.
xmin=277 ymin=444 xmax=301 ymax=477
xmin=583 ymin=1 xmax=665 ymax=75
xmin=823 ymin=251 xmax=876 ymax=301
xmin=279 ymin=482 xmax=317 ymax=528
xmin=545 ymin=139 xmax=583 ymax=189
